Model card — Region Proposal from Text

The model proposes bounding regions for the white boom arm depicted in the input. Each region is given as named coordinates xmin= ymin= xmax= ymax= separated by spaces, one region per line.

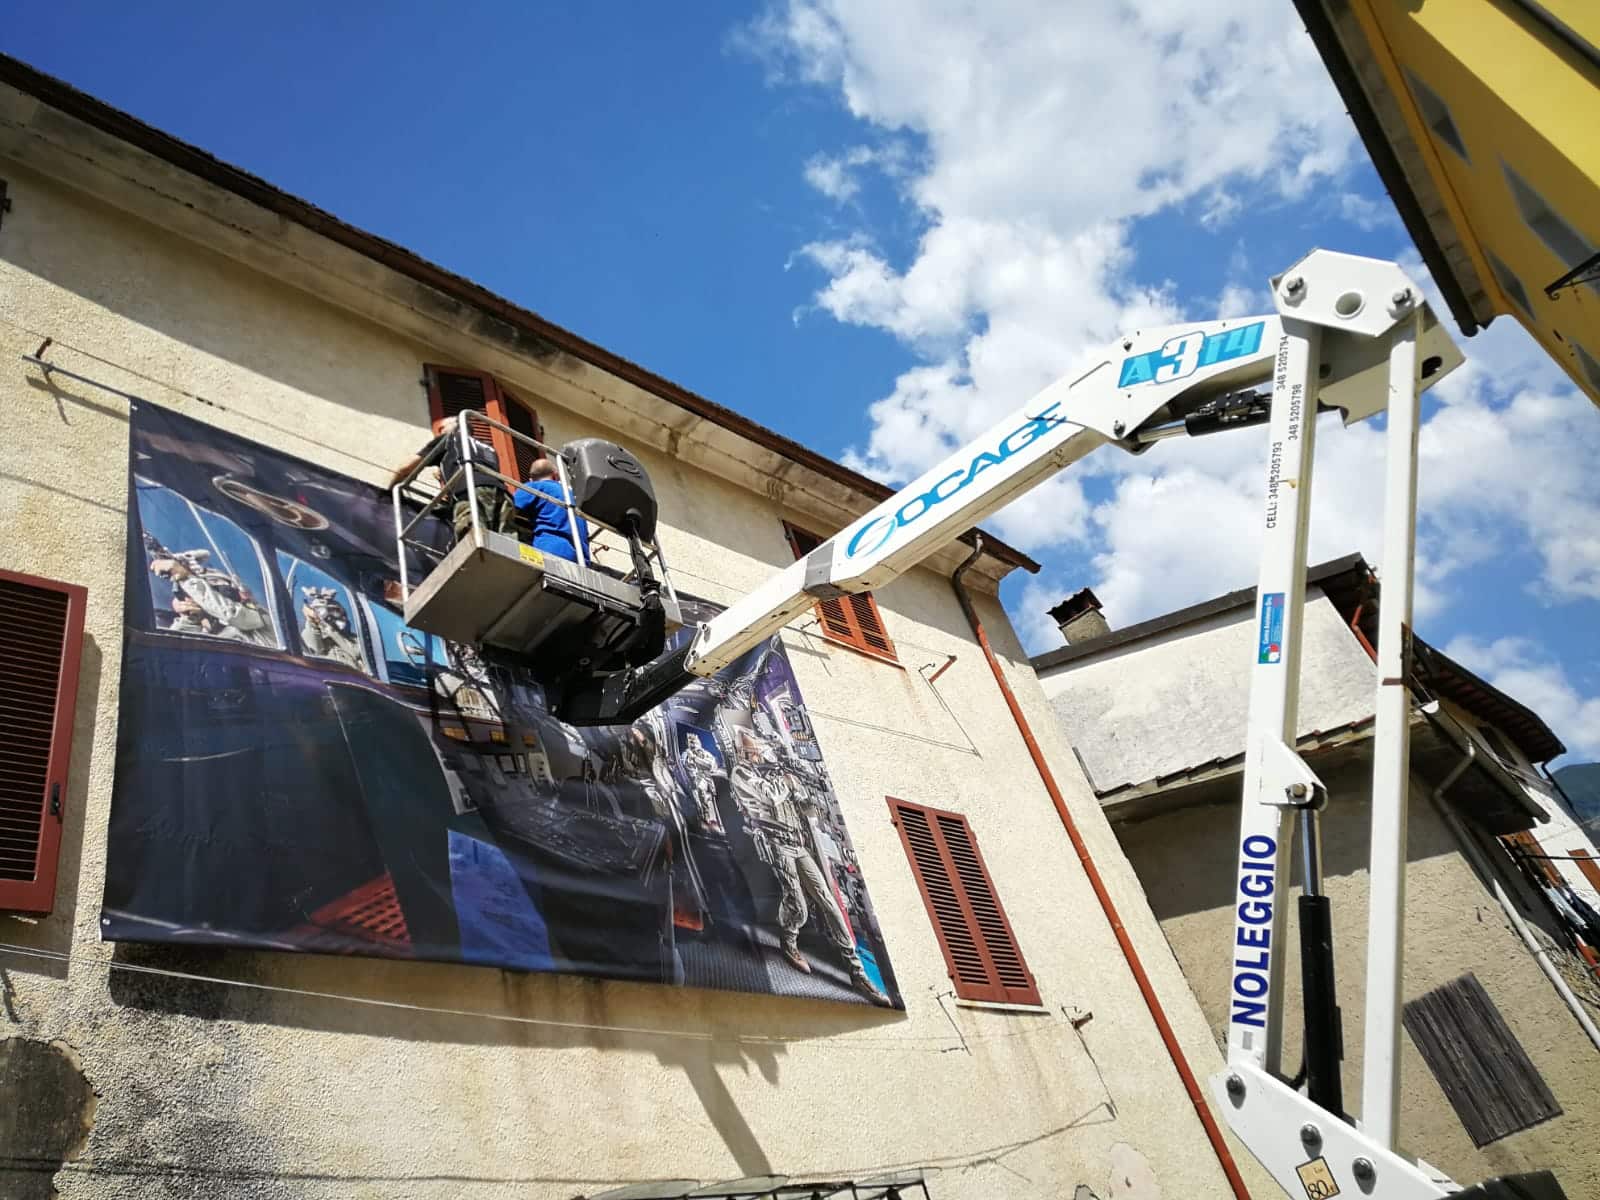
xmin=673 ymin=250 xmax=1546 ymax=1200
xmin=685 ymin=249 xmax=1456 ymax=679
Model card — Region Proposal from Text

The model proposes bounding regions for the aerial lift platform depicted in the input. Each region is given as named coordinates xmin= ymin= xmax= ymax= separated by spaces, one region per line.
xmin=392 ymin=416 xmax=682 ymax=689
xmin=394 ymin=250 xmax=1569 ymax=1200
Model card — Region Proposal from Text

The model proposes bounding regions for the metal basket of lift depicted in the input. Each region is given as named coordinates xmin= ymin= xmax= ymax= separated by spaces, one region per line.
xmin=389 ymin=409 xmax=682 ymax=681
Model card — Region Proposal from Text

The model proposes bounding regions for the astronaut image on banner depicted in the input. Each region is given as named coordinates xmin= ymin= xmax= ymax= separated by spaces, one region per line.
xmin=298 ymin=585 xmax=364 ymax=671
xmin=679 ymin=729 xmax=726 ymax=834
xmin=728 ymin=721 xmax=890 ymax=1007
xmin=146 ymin=540 xmax=276 ymax=647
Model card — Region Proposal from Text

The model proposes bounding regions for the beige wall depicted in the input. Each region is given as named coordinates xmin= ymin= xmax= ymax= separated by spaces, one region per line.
xmin=1115 ymin=755 xmax=1600 ymax=1197
xmin=0 ymin=153 xmax=1268 ymax=1199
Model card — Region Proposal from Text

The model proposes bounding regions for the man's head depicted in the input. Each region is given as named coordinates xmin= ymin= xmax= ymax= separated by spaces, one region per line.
xmin=526 ymin=458 xmax=560 ymax=483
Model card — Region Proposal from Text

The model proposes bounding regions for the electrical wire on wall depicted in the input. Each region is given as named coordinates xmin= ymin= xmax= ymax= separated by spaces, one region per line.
xmin=0 ymin=938 xmax=1083 ymax=1056
xmin=5 ymin=317 xmax=401 ymax=474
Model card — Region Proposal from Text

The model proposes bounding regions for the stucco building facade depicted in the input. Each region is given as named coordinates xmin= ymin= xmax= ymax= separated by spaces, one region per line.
xmin=0 ymin=57 xmax=1274 ymax=1200
xmin=1034 ymin=556 xmax=1600 ymax=1196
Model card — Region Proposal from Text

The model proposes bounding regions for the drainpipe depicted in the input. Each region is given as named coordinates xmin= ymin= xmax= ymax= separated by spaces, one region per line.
xmin=1421 ymin=702 xmax=1600 ymax=1053
xmin=950 ymin=537 xmax=1252 ymax=1200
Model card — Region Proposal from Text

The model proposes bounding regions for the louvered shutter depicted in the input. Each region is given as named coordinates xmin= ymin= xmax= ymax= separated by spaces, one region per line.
xmin=423 ymin=365 xmax=540 ymax=487
xmin=889 ymin=797 xmax=1040 ymax=1005
xmin=782 ymin=522 xmax=899 ymax=664
xmin=1403 ymin=973 xmax=1560 ymax=1146
xmin=501 ymin=390 xmax=544 ymax=484
xmin=0 ymin=571 xmax=87 ymax=914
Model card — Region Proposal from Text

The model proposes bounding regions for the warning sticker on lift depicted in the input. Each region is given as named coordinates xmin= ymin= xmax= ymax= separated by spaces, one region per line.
xmin=518 ymin=544 xmax=545 ymax=568
xmin=1258 ymin=592 xmax=1284 ymax=664
xmin=1295 ymin=1156 xmax=1340 ymax=1199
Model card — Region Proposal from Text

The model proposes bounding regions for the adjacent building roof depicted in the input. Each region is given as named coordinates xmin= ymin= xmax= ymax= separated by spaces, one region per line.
xmin=1030 ymin=554 xmax=1367 ymax=672
xmin=0 ymin=53 xmax=1038 ymax=577
xmin=1030 ymin=553 xmax=1566 ymax=765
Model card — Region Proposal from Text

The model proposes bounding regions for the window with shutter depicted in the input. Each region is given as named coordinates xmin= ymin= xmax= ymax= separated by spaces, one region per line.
xmin=1403 ymin=973 xmax=1560 ymax=1146
xmin=888 ymin=797 xmax=1040 ymax=1006
xmin=0 ymin=570 xmax=87 ymax=915
xmin=782 ymin=522 xmax=899 ymax=664
xmin=1504 ymin=830 xmax=1563 ymax=887
xmin=1568 ymin=849 xmax=1600 ymax=895
xmin=423 ymin=364 xmax=543 ymax=487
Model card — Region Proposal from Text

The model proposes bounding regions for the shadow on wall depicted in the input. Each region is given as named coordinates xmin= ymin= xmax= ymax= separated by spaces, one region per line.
xmin=0 ymin=1038 xmax=97 ymax=1200
xmin=102 ymin=939 xmax=902 ymax=1176
xmin=1118 ymin=759 xmax=1465 ymax=924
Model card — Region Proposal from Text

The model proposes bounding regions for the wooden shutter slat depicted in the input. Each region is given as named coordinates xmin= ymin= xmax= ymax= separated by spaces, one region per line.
xmin=2 ymin=594 xmax=69 ymax=619
xmin=1 ymin=648 xmax=67 ymax=671
xmin=0 ymin=570 xmax=85 ymax=912
xmin=889 ymin=797 xmax=1040 ymax=1006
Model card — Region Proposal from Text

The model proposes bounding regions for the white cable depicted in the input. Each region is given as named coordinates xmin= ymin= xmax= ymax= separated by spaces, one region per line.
xmin=0 ymin=939 xmax=1068 ymax=1053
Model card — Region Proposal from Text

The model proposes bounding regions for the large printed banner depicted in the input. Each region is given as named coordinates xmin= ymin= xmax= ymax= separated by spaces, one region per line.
xmin=105 ymin=404 xmax=901 ymax=1008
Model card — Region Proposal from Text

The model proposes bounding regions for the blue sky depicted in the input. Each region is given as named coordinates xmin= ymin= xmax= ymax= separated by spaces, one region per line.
xmin=7 ymin=3 xmax=1598 ymax=762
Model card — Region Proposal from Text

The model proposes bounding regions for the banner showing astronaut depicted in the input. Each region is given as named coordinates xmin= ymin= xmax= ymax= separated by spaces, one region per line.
xmin=104 ymin=403 xmax=901 ymax=1008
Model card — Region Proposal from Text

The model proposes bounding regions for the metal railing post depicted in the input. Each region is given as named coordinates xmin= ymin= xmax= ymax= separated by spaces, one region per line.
xmin=652 ymin=535 xmax=680 ymax=610
xmin=554 ymin=452 xmax=588 ymax=565
xmin=460 ymin=414 xmax=483 ymax=549
xmin=391 ymin=479 xmax=410 ymax=603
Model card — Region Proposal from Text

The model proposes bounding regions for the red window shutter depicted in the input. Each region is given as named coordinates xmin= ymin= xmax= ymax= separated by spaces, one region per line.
xmin=888 ymin=797 xmax=1040 ymax=1006
xmin=1504 ymin=831 xmax=1562 ymax=886
xmin=1569 ymin=850 xmax=1600 ymax=896
xmin=782 ymin=522 xmax=899 ymax=664
xmin=0 ymin=570 xmax=87 ymax=914
xmin=423 ymin=365 xmax=540 ymax=487
xmin=500 ymin=388 xmax=544 ymax=484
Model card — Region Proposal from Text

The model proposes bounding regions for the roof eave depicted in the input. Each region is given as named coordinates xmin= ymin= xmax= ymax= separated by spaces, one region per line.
xmin=0 ymin=52 xmax=1038 ymax=581
xmin=1291 ymin=0 xmax=1492 ymax=336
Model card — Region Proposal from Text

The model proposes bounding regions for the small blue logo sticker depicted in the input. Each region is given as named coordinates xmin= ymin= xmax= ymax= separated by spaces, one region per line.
xmin=1258 ymin=592 xmax=1284 ymax=664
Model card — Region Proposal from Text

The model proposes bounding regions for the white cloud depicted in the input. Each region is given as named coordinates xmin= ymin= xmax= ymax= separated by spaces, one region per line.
xmin=748 ymin=0 xmax=1600 ymax=693
xmin=744 ymin=0 xmax=1357 ymax=516
xmin=1445 ymin=636 xmax=1600 ymax=761
xmin=1200 ymin=189 xmax=1244 ymax=232
xmin=1216 ymin=282 xmax=1265 ymax=320
xmin=803 ymin=144 xmax=910 ymax=203
xmin=1339 ymin=191 xmax=1398 ymax=232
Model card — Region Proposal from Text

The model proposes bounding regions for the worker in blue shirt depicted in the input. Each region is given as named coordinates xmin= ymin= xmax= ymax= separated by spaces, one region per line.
xmin=514 ymin=459 xmax=592 ymax=563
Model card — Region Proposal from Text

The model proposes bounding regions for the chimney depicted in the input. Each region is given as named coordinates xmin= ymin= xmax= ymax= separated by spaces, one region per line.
xmin=1049 ymin=587 xmax=1110 ymax=645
